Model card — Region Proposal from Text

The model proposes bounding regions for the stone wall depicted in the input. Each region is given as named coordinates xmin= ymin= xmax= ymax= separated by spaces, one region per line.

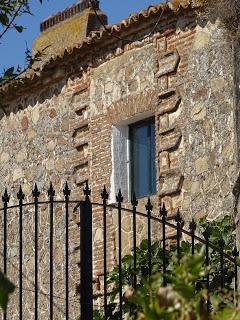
xmin=181 ymin=21 xmax=237 ymax=221
xmin=0 ymin=70 xmax=92 ymax=319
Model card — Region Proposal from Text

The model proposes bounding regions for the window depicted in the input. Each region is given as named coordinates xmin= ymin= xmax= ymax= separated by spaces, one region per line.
xmin=109 ymin=113 xmax=156 ymax=203
xmin=129 ymin=118 xmax=156 ymax=198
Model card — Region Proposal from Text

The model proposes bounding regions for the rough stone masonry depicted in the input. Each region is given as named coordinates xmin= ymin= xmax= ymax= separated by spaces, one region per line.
xmin=1 ymin=0 xmax=240 ymax=318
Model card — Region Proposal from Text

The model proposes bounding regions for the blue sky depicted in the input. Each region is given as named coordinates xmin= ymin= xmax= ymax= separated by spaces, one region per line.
xmin=0 ymin=0 xmax=159 ymax=71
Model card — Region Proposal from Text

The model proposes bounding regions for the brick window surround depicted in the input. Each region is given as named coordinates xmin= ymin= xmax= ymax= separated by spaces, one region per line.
xmin=109 ymin=111 xmax=154 ymax=203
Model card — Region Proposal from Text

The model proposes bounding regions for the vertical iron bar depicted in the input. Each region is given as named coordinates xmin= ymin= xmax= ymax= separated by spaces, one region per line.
xmin=161 ymin=203 xmax=167 ymax=286
xmin=189 ymin=219 xmax=196 ymax=256
xmin=80 ymin=182 xmax=93 ymax=320
xmin=63 ymin=182 xmax=71 ymax=320
xmin=17 ymin=186 xmax=25 ymax=320
xmin=146 ymin=198 xmax=153 ymax=278
xmin=116 ymin=190 xmax=123 ymax=320
xmin=32 ymin=184 xmax=40 ymax=320
xmin=233 ymin=247 xmax=239 ymax=305
xmin=101 ymin=186 xmax=109 ymax=318
xmin=203 ymin=227 xmax=210 ymax=313
xmin=219 ymin=237 xmax=225 ymax=291
xmin=131 ymin=193 xmax=138 ymax=289
xmin=2 ymin=189 xmax=10 ymax=320
xmin=48 ymin=183 xmax=55 ymax=320
xmin=175 ymin=209 xmax=182 ymax=262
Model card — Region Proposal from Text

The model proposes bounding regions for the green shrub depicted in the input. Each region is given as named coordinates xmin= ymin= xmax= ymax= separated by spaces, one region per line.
xmin=93 ymin=216 xmax=239 ymax=319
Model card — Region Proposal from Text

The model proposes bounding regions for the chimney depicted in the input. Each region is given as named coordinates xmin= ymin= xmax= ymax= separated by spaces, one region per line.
xmin=32 ymin=0 xmax=107 ymax=61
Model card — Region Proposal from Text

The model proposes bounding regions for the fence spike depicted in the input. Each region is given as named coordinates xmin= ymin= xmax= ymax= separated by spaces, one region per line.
xmin=2 ymin=188 xmax=10 ymax=203
xmin=131 ymin=192 xmax=138 ymax=208
xmin=63 ymin=181 xmax=71 ymax=197
xmin=189 ymin=218 xmax=197 ymax=232
xmin=83 ymin=181 xmax=91 ymax=201
xmin=101 ymin=185 xmax=109 ymax=201
xmin=48 ymin=182 xmax=55 ymax=198
xmin=145 ymin=197 xmax=153 ymax=212
xmin=203 ymin=226 xmax=210 ymax=240
xmin=160 ymin=202 xmax=167 ymax=217
xmin=175 ymin=208 xmax=182 ymax=223
xmin=189 ymin=218 xmax=196 ymax=255
xmin=116 ymin=189 xmax=123 ymax=203
xmin=32 ymin=183 xmax=40 ymax=199
xmin=175 ymin=209 xmax=182 ymax=262
xmin=17 ymin=185 xmax=25 ymax=201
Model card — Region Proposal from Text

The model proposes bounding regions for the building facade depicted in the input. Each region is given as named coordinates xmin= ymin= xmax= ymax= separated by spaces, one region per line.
xmin=1 ymin=0 xmax=240 ymax=318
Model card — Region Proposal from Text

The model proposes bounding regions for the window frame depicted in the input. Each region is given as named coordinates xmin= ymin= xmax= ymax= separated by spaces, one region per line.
xmin=129 ymin=117 xmax=156 ymax=199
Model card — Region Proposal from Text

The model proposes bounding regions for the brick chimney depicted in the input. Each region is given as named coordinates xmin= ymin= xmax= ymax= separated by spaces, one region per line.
xmin=32 ymin=0 xmax=107 ymax=60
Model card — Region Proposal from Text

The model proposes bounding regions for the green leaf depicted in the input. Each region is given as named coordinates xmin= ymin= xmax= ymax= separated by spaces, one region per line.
xmin=0 ymin=13 xmax=9 ymax=26
xmin=0 ymin=272 xmax=15 ymax=311
xmin=4 ymin=67 xmax=14 ymax=78
xmin=14 ymin=25 xmax=24 ymax=33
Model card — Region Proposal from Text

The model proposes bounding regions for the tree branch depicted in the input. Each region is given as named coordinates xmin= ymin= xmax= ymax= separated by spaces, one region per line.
xmin=0 ymin=3 xmax=23 ymax=40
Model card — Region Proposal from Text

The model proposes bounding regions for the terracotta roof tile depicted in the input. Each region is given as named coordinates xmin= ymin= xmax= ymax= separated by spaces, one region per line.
xmin=1 ymin=0 xmax=200 ymax=93
xmin=43 ymin=0 xmax=195 ymax=65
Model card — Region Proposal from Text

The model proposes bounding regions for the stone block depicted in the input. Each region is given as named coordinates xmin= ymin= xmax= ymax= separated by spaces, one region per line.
xmin=156 ymin=49 xmax=180 ymax=78
xmin=32 ymin=108 xmax=39 ymax=125
xmin=21 ymin=116 xmax=29 ymax=131
xmin=191 ymin=181 xmax=201 ymax=194
xmin=159 ymin=151 xmax=170 ymax=172
xmin=158 ymin=91 xmax=181 ymax=115
xmin=159 ymin=128 xmax=182 ymax=151
xmin=191 ymin=103 xmax=206 ymax=120
xmin=128 ymin=79 xmax=138 ymax=92
xmin=94 ymin=228 xmax=103 ymax=242
xmin=156 ymin=37 xmax=167 ymax=52
xmin=159 ymin=170 xmax=183 ymax=196
xmin=1 ymin=152 xmax=10 ymax=163
xmin=157 ymin=76 xmax=168 ymax=91
xmin=13 ymin=167 xmax=24 ymax=181
xmin=195 ymin=156 xmax=209 ymax=174
xmin=193 ymin=30 xmax=210 ymax=50
xmin=159 ymin=114 xmax=169 ymax=131
xmin=210 ymin=77 xmax=228 ymax=93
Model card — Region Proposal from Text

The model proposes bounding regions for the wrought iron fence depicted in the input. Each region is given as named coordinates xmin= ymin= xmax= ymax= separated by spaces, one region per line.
xmin=0 ymin=182 xmax=239 ymax=320
xmin=89 ymin=186 xmax=239 ymax=320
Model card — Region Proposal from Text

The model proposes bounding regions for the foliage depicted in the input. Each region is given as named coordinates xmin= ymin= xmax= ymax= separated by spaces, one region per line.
xmin=127 ymin=253 xmax=240 ymax=320
xmin=93 ymin=216 xmax=238 ymax=319
xmin=0 ymin=0 xmax=44 ymax=86
xmin=0 ymin=271 xmax=15 ymax=311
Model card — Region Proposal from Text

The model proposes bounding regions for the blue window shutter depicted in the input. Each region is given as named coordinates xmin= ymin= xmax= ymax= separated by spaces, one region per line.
xmin=129 ymin=118 xmax=156 ymax=198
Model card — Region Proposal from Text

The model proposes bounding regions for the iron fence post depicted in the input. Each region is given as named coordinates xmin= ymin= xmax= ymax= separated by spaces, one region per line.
xmin=80 ymin=199 xmax=93 ymax=320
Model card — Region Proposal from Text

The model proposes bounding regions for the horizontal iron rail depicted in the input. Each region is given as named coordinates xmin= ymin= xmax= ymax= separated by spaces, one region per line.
xmin=91 ymin=202 xmax=236 ymax=264
xmin=0 ymin=199 xmax=236 ymax=264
